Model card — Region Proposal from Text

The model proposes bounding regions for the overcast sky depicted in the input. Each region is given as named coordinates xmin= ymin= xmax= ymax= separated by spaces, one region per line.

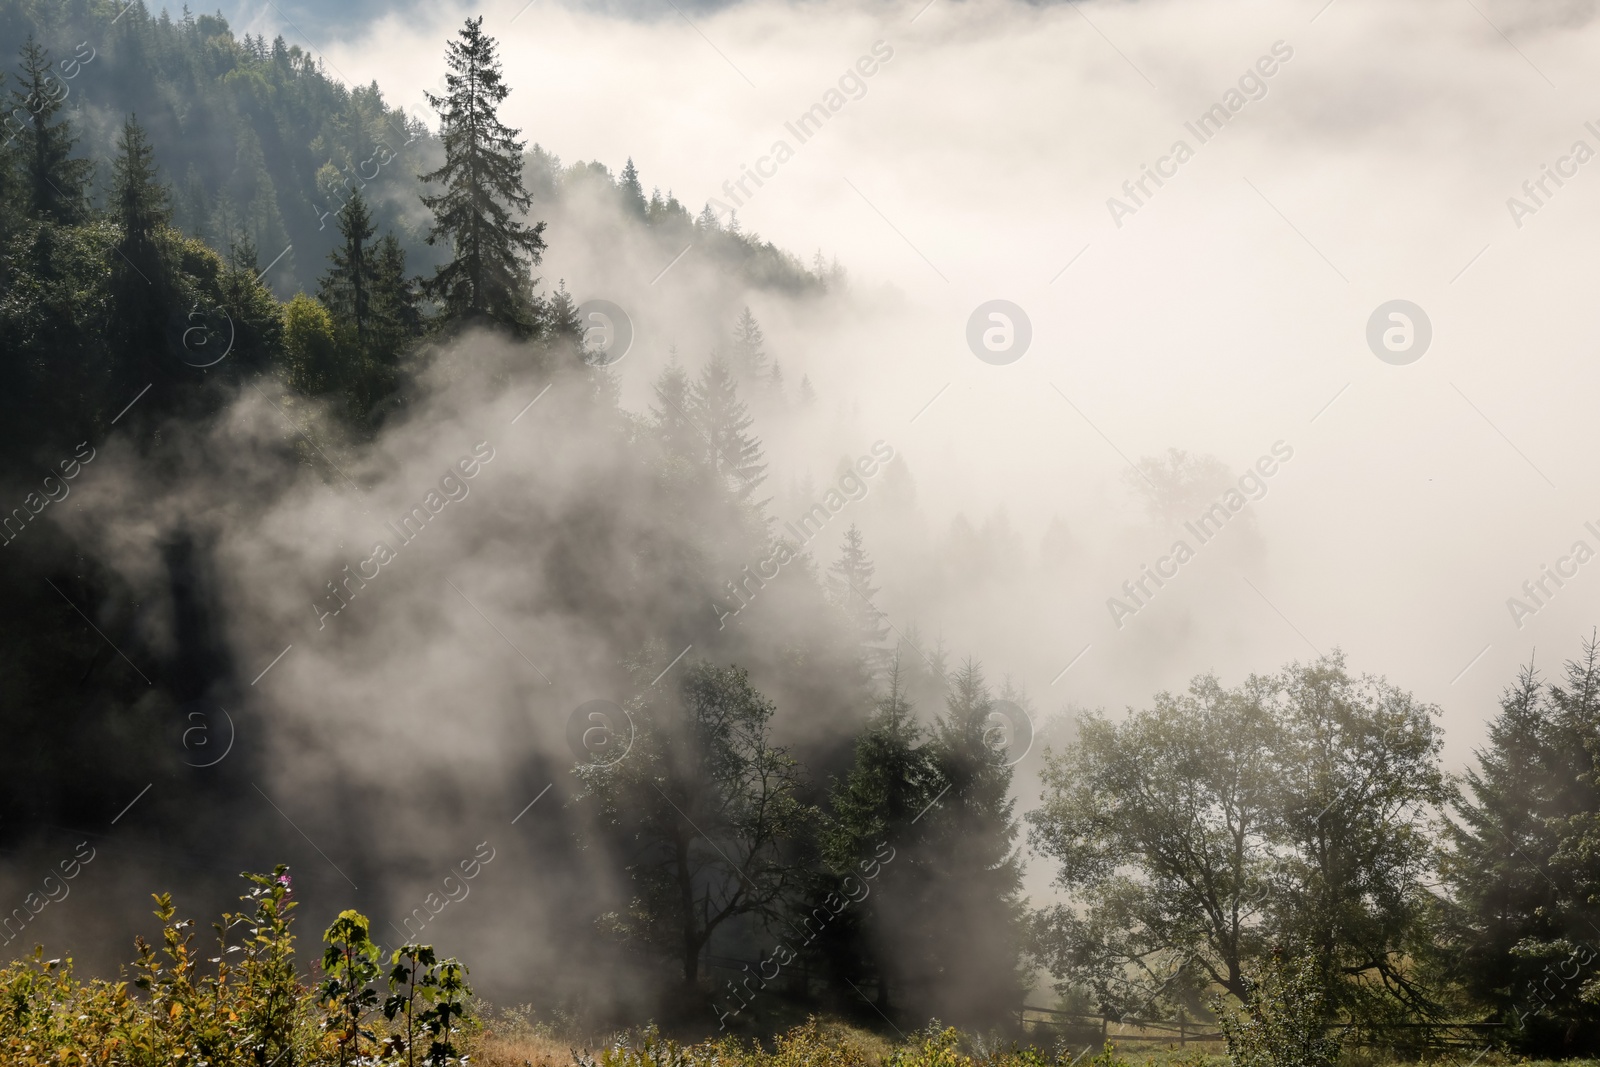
xmin=216 ymin=0 xmax=1600 ymax=772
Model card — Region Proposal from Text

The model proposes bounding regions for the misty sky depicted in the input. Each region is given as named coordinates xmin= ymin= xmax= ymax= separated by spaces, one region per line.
xmin=212 ymin=0 xmax=1600 ymax=775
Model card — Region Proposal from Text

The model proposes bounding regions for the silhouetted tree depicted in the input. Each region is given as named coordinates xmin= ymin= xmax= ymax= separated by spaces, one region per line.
xmin=318 ymin=188 xmax=375 ymax=348
xmin=619 ymin=156 xmax=646 ymax=218
xmin=420 ymin=16 xmax=547 ymax=333
xmin=12 ymin=39 xmax=91 ymax=224
xmin=369 ymin=232 xmax=422 ymax=369
xmin=108 ymin=115 xmax=174 ymax=395
xmin=576 ymin=659 xmax=815 ymax=987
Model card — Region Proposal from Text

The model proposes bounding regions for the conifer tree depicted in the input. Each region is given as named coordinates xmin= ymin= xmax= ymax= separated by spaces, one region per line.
xmin=369 ymin=232 xmax=421 ymax=363
xmin=219 ymin=233 xmax=285 ymax=374
xmin=12 ymin=39 xmax=91 ymax=224
xmin=689 ymin=357 xmax=765 ymax=498
xmin=828 ymin=524 xmax=891 ymax=671
xmin=544 ymin=282 xmax=583 ymax=346
xmin=618 ymin=157 xmax=646 ymax=218
xmin=650 ymin=353 xmax=700 ymax=463
xmin=318 ymin=188 xmax=376 ymax=348
xmin=730 ymin=306 xmax=769 ymax=381
xmin=227 ymin=126 xmax=289 ymax=267
xmin=0 ymin=71 xmax=18 ymax=247
xmin=228 ymin=230 xmax=259 ymax=275
xmin=419 ymin=16 xmax=547 ymax=333
xmin=1448 ymin=640 xmax=1600 ymax=1050
xmin=920 ymin=659 xmax=1028 ymax=1025
xmin=113 ymin=115 xmax=169 ymax=253
xmin=818 ymin=656 xmax=941 ymax=1012
xmin=179 ymin=162 xmax=209 ymax=240
xmin=108 ymin=115 xmax=173 ymax=393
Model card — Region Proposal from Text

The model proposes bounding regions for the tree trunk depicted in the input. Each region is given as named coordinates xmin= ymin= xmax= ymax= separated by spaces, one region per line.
xmin=678 ymin=830 xmax=699 ymax=985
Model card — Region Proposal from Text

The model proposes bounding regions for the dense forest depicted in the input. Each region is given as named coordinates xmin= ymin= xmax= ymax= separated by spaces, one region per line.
xmin=2 ymin=1 xmax=1600 ymax=1065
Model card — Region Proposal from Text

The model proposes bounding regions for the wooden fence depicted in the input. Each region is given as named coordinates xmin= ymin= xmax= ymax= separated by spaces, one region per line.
xmin=1016 ymin=1006 xmax=1505 ymax=1052
xmin=706 ymin=956 xmax=1502 ymax=1052
xmin=1017 ymin=1005 xmax=1221 ymax=1048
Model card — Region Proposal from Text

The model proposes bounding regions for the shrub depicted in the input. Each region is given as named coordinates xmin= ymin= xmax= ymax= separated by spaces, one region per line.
xmin=1213 ymin=953 xmax=1342 ymax=1067
xmin=0 ymin=864 xmax=473 ymax=1066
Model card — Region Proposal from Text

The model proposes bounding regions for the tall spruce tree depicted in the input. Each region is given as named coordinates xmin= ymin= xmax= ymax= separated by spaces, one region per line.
xmin=651 ymin=354 xmax=701 ymax=464
xmin=921 ymin=659 xmax=1028 ymax=1026
xmin=369 ymin=232 xmax=421 ymax=366
xmin=111 ymin=115 xmax=170 ymax=277
xmin=618 ymin=156 xmax=646 ymax=218
xmin=12 ymin=39 xmax=91 ymax=224
xmin=318 ymin=187 xmax=376 ymax=348
xmin=108 ymin=115 xmax=173 ymax=397
xmin=689 ymin=357 xmax=765 ymax=498
xmin=818 ymin=656 xmax=941 ymax=1013
xmin=828 ymin=524 xmax=891 ymax=672
xmin=730 ymin=306 xmax=769 ymax=382
xmin=419 ymin=16 xmax=547 ymax=332
xmin=1448 ymin=640 xmax=1600 ymax=1052
xmin=0 ymin=70 xmax=18 ymax=249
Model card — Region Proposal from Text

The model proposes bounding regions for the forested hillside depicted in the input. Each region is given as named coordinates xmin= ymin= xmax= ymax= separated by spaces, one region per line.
xmin=0 ymin=0 xmax=821 ymax=297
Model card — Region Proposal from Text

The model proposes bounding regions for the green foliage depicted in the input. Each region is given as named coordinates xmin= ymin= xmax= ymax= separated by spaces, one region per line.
xmin=1446 ymin=636 xmax=1600 ymax=1050
xmin=824 ymin=658 xmax=937 ymax=874
xmin=233 ymin=866 xmax=303 ymax=1066
xmin=321 ymin=909 xmax=383 ymax=1065
xmin=319 ymin=187 xmax=376 ymax=348
xmin=384 ymin=944 xmax=473 ymax=1067
xmin=9 ymin=38 xmax=90 ymax=224
xmin=815 ymin=657 xmax=939 ymax=1008
xmin=3 ymin=0 xmax=438 ymax=295
xmin=884 ymin=1026 xmax=974 ymax=1067
xmin=560 ymin=1020 xmax=1127 ymax=1067
xmin=283 ymin=291 xmax=343 ymax=393
xmin=1213 ymin=954 xmax=1342 ymax=1067
xmin=0 ymin=867 xmax=472 ymax=1066
xmin=1029 ymin=653 xmax=1445 ymax=1027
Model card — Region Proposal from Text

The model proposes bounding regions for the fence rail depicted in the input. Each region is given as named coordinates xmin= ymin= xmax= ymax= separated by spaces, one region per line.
xmin=1017 ymin=1006 xmax=1220 ymax=1046
xmin=1016 ymin=1006 xmax=1505 ymax=1050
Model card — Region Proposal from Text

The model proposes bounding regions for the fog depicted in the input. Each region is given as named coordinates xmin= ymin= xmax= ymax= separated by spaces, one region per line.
xmin=10 ymin=0 xmax=1600 ymax=1026
xmin=272 ymin=0 xmax=1600 ymax=766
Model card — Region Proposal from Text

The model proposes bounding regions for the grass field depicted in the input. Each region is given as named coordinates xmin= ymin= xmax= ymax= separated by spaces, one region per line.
xmin=467 ymin=1011 xmax=1600 ymax=1067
